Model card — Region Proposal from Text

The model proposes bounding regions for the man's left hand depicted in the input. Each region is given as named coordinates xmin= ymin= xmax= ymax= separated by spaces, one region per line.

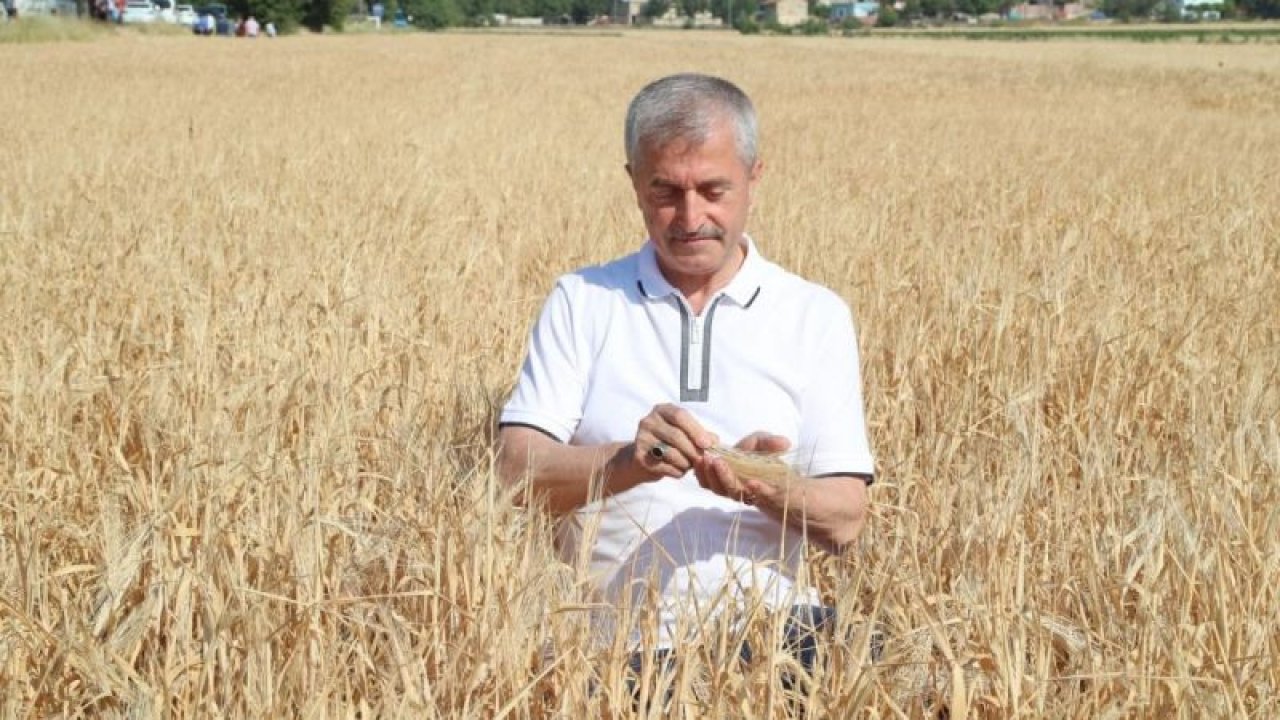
xmin=695 ymin=432 xmax=790 ymax=506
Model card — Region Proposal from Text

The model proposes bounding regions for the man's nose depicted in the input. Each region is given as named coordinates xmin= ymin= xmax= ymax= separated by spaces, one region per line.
xmin=673 ymin=190 xmax=706 ymax=233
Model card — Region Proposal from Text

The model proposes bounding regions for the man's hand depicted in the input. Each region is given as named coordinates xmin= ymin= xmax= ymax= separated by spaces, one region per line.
xmin=631 ymin=403 xmax=719 ymax=479
xmin=696 ymin=431 xmax=790 ymax=506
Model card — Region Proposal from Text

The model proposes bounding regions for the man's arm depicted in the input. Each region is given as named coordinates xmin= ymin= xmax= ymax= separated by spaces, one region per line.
xmin=497 ymin=404 xmax=723 ymax=515
xmin=754 ymin=473 xmax=870 ymax=554
xmin=496 ymin=425 xmax=649 ymax=515
xmin=698 ymin=433 xmax=870 ymax=554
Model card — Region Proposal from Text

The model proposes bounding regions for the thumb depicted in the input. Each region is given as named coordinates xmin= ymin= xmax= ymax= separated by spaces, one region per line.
xmin=737 ymin=432 xmax=791 ymax=454
xmin=757 ymin=434 xmax=791 ymax=454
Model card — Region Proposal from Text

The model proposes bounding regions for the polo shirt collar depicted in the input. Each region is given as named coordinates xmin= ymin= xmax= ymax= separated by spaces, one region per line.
xmin=637 ymin=234 xmax=766 ymax=308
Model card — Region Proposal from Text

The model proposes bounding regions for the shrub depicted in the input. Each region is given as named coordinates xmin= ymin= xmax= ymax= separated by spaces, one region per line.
xmin=798 ymin=16 xmax=827 ymax=33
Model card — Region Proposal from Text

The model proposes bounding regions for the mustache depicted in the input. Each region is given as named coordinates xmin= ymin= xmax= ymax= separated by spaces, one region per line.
xmin=666 ymin=226 xmax=725 ymax=241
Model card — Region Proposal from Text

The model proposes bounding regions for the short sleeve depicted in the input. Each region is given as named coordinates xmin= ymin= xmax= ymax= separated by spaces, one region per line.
xmin=499 ymin=279 xmax=588 ymax=443
xmin=794 ymin=301 xmax=876 ymax=481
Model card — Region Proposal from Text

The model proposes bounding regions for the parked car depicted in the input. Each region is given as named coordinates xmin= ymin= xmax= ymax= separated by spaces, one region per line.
xmin=192 ymin=3 xmax=225 ymax=33
xmin=152 ymin=0 xmax=176 ymax=21
xmin=175 ymin=2 xmax=195 ymax=23
xmin=121 ymin=0 xmax=158 ymax=22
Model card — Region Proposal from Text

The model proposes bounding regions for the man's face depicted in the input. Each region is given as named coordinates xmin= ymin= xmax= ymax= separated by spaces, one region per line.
xmin=628 ymin=115 xmax=762 ymax=295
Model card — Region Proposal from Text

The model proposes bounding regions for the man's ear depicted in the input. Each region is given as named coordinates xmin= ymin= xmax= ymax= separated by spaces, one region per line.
xmin=746 ymin=160 xmax=764 ymax=206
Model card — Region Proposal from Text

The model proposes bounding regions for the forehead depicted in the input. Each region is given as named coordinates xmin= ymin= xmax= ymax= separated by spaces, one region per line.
xmin=634 ymin=121 xmax=746 ymax=180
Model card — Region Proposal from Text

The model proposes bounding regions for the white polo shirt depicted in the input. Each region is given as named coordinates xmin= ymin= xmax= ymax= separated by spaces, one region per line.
xmin=501 ymin=237 xmax=875 ymax=647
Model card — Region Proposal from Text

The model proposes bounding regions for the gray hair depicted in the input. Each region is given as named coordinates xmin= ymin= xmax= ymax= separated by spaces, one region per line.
xmin=624 ymin=73 xmax=759 ymax=171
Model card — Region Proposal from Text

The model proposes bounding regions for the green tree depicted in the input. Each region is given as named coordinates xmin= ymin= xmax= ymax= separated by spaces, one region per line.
xmin=678 ymin=0 xmax=707 ymax=18
xmin=875 ymin=4 xmax=898 ymax=23
xmin=298 ymin=0 xmax=355 ymax=30
xmin=458 ymin=0 xmax=495 ymax=22
xmin=569 ymin=0 xmax=607 ymax=22
xmin=1238 ymin=0 xmax=1279 ymax=15
xmin=1101 ymin=0 xmax=1159 ymax=19
xmin=917 ymin=0 xmax=952 ymax=18
xmin=403 ymin=0 xmax=462 ymax=27
xmin=641 ymin=0 xmax=670 ymax=16
xmin=493 ymin=0 xmax=532 ymax=14
xmin=708 ymin=0 xmax=758 ymax=24
xmin=532 ymin=0 xmax=569 ymax=18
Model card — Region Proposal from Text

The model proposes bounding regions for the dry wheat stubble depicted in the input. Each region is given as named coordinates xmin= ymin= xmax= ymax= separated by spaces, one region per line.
xmin=1 ymin=30 xmax=1278 ymax=718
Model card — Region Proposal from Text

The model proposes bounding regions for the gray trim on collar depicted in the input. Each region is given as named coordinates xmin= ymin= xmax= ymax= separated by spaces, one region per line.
xmin=634 ymin=236 xmax=766 ymax=308
xmin=635 ymin=280 xmax=729 ymax=403
xmin=677 ymin=295 xmax=724 ymax=403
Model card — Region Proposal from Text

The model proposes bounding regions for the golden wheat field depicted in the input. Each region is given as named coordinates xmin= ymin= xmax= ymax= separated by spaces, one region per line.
xmin=1 ymin=26 xmax=1278 ymax=718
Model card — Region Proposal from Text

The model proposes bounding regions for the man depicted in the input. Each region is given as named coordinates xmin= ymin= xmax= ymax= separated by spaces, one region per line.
xmin=497 ymin=74 xmax=875 ymax=673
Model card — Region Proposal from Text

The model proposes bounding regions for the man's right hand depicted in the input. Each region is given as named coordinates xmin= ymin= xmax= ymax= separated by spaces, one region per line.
xmin=631 ymin=403 xmax=719 ymax=480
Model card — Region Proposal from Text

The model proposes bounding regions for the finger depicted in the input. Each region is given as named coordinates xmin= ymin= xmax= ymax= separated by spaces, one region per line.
xmin=640 ymin=406 xmax=712 ymax=469
xmin=635 ymin=440 xmax=686 ymax=479
xmin=639 ymin=426 xmax=701 ymax=474
xmin=740 ymin=477 xmax=770 ymax=507
xmin=698 ymin=456 xmax=731 ymax=495
xmin=655 ymin=404 xmax=717 ymax=451
xmin=705 ymin=456 xmax=753 ymax=504
xmin=756 ymin=434 xmax=791 ymax=454
xmin=736 ymin=432 xmax=790 ymax=455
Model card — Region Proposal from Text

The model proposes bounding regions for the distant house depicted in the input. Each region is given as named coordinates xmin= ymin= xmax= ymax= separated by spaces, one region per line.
xmin=1176 ymin=0 xmax=1222 ymax=19
xmin=613 ymin=0 xmax=645 ymax=24
xmin=1008 ymin=1 xmax=1088 ymax=19
xmin=759 ymin=0 xmax=808 ymax=25
xmin=828 ymin=1 xmax=879 ymax=21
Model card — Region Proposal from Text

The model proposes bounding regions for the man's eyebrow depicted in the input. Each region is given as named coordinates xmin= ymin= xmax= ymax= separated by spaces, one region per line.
xmin=648 ymin=177 xmax=734 ymax=190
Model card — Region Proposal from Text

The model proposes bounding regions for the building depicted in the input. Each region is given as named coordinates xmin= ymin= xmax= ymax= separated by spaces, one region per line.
xmin=827 ymin=1 xmax=879 ymax=21
xmin=612 ymin=0 xmax=645 ymax=24
xmin=1176 ymin=0 xmax=1223 ymax=19
xmin=1008 ymin=1 xmax=1088 ymax=19
xmin=759 ymin=0 xmax=808 ymax=25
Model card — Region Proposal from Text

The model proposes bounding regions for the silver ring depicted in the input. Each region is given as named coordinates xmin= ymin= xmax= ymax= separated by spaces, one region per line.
xmin=649 ymin=442 xmax=669 ymax=461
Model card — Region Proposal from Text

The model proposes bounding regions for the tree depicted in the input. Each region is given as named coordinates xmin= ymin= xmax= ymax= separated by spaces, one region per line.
xmin=678 ymin=0 xmax=707 ymax=18
xmin=876 ymin=4 xmax=898 ymax=23
xmin=1101 ymin=0 xmax=1159 ymax=19
xmin=457 ymin=0 xmax=495 ymax=22
xmin=708 ymin=0 xmax=758 ymax=24
xmin=641 ymin=0 xmax=669 ymax=16
xmin=402 ymin=0 xmax=462 ymax=27
xmin=1237 ymin=0 xmax=1280 ymax=15
xmin=531 ymin=0 xmax=569 ymax=18
xmin=569 ymin=0 xmax=608 ymax=23
xmin=298 ymin=0 xmax=354 ymax=30
xmin=917 ymin=0 xmax=952 ymax=18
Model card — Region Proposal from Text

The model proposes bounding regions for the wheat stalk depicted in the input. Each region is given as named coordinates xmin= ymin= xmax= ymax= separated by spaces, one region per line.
xmin=709 ymin=445 xmax=794 ymax=487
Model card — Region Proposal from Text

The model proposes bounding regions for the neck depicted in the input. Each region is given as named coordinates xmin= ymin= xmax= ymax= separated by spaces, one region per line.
xmin=664 ymin=241 xmax=747 ymax=315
